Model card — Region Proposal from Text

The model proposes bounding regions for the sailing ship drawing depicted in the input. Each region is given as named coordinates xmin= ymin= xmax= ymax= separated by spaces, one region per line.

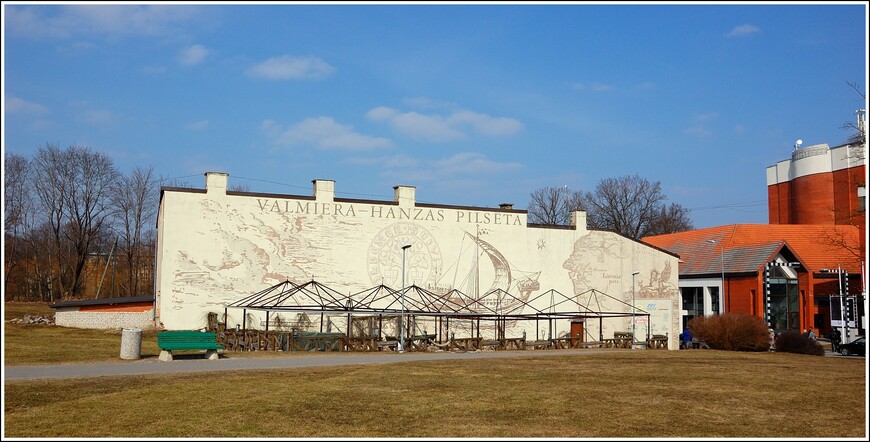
xmin=433 ymin=228 xmax=541 ymax=314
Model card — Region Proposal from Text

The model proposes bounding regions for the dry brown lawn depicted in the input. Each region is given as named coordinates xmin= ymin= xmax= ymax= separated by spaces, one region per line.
xmin=3 ymin=302 xmax=867 ymax=438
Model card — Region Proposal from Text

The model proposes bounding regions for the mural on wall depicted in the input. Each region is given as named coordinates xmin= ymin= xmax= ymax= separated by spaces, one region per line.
xmin=156 ymin=182 xmax=678 ymax=346
xmin=367 ymin=222 xmax=444 ymax=289
xmin=629 ymin=262 xmax=681 ymax=340
xmin=367 ymin=222 xmax=541 ymax=322
xmin=635 ymin=262 xmax=675 ymax=299
xmin=562 ymin=232 xmax=630 ymax=339
xmin=562 ymin=232 xmax=626 ymax=297
xmin=438 ymin=228 xmax=540 ymax=314
xmin=170 ymin=201 xmax=305 ymax=290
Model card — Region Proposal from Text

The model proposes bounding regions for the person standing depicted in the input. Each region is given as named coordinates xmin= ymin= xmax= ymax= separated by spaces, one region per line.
xmin=807 ymin=327 xmax=816 ymax=341
xmin=831 ymin=328 xmax=842 ymax=352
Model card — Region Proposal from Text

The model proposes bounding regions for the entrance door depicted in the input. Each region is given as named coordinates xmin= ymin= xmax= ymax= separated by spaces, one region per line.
xmin=570 ymin=321 xmax=584 ymax=344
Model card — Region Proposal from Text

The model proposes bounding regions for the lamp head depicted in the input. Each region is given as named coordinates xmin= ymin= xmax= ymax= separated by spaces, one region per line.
xmin=401 ymin=244 xmax=412 ymax=250
xmin=632 ymin=271 xmax=640 ymax=275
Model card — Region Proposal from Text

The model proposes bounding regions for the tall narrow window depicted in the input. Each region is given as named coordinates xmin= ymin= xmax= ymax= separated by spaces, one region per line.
xmin=710 ymin=286 xmax=720 ymax=315
xmin=681 ymin=287 xmax=704 ymax=328
xmin=767 ymin=265 xmax=799 ymax=331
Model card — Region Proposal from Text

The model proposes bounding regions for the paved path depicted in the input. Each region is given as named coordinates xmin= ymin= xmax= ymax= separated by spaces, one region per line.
xmin=4 ymin=349 xmax=627 ymax=381
xmin=6 ymin=347 xmax=859 ymax=381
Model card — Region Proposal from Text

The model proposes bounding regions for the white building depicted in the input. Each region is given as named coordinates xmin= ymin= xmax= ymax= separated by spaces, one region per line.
xmin=155 ymin=172 xmax=682 ymax=349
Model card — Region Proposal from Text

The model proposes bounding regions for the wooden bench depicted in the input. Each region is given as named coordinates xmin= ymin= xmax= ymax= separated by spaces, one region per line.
xmin=158 ymin=330 xmax=224 ymax=361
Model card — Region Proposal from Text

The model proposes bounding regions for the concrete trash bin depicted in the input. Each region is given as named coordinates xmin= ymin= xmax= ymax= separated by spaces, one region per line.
xmin=120 ymin=328 xmax=143 ymax=360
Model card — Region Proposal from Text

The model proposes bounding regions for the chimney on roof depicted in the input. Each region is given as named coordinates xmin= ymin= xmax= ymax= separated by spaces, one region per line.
xmin=393 ymin=185 xmax=416 ymax=207
xmin=312 ymin=179 xmax=335 ymax=202
xmin=205 ymin=172 xmax=229 ymax=195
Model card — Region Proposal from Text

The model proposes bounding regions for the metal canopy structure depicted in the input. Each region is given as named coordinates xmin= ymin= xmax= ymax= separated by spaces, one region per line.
xmin=222 ymin=278 xmax=652 ymax=346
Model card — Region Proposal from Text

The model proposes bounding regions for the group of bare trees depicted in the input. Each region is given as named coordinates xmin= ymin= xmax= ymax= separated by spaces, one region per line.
xmin=4 ymin=144 xmax=159 ymax=302
xmin=527 ymin=174 xmax=694 ymax=239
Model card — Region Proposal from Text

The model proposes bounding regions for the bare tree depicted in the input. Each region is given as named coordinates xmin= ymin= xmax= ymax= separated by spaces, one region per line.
xmin=31 ymin=144 xmax=118 ymax=299
xmin=112 ymin=165 xmax=158 ymax=296
xmin=527 ymin=186 xmax=586 ymax=225
xmin=823 ymin=93 xmax=866 ymax=262
xmin=4 ymin=154 xmax=30 ymax=298
xmin=584 ymin=174 xmax=693 ymax=239
xmin=645 ymin=202 xmax=694 ymax=237
xmin=31 ymin=145 xmax=70 ymax=300
xmin=229 ymin=182 xmax=251 ymax=192
xmin=840 ymin=81 xmax=866 ymax=146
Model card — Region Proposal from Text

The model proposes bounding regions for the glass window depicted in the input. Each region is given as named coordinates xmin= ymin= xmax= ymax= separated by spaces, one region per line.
xmin=710 ymin=287 xmax=720 ymax=315
xmin=681 ymin=286 xmax=704 ymax=328
xmin=768 ymin=277 xmax=799 ymax=331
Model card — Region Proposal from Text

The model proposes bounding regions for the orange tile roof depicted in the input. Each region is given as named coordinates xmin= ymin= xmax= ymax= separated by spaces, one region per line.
xmin=642 ymin=224 xmax=864 ymax=276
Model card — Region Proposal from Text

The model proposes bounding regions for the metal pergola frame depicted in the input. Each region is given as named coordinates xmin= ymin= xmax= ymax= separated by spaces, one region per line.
xmin=222 ymin=278 xmax=651 ymax=346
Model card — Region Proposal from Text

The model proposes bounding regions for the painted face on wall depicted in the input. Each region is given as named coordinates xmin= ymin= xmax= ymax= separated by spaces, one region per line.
xmin=562 ymin=232 xmax=624 ymax=296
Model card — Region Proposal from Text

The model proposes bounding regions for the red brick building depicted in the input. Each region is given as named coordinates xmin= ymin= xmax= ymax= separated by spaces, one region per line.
xmin=767 ymin=141 xmax=866 ymax=247
xmin=643 ymin=135 xmax=866 ymax=341
xmin=643 ymin=224 xmax=862 ymax=338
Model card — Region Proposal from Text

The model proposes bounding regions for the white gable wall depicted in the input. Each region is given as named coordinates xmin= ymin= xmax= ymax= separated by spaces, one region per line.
xmin=155 ymin=173 xmax=681 ymax=349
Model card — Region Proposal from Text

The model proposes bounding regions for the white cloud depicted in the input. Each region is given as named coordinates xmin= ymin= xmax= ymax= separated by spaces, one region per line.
xmin=5 ymin=96 xmax=48 ymax=115
xmin=683 ymin=126 xmax=712 ymax=138
xmin=178 ymin=44 xmax=210 ymax=66
xmin=366 ymin=106 xmax=399 ymax=121
xmin=186 ymin=120 xmax=209 ymax=130
xmin=378 ymin=152 xmax=522 ymax=184
xmin=434 ymin=152 xmax=522 ymax=175
xmin=692 ymin=112 xmax=718 ymax=122
xmin=71 ymin=41 xmax=94 ymax=50
xmin=345 ymin=154 xmax=418 ymax=168
xmin=267 ymin=116 xmax=392 ymax=151
xmin=6 ymin=5 xmax=206 ymax=39
xmin=246 ymin=55 xmax=335 ymax=80
xmin=402 ymin=96 xmax=456 ymax=110
xmin=571 ymin=82 xmax=615 ymax=92
xmin=448 ymin=110 xmax=524 ymax=136
xmin=366 ymin=106 xmax=522 ymax=142
xmin=79 ymin=109 xmax=115 ymax=126
xmin=390 ymin=110 xmax=466 ymax=142
xmin=635 ymin=81 xmax=656 ymax=91
xmin=726 ymin=24 xmax=760 ymax=38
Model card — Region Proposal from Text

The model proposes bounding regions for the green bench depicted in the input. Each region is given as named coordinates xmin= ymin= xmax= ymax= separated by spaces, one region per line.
xmin=157 ymin=330 xmax=224 ymax=361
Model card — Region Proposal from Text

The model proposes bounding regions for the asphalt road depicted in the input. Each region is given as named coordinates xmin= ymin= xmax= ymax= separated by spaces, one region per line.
xmin=3 ymin=348 xmax=627 ymax=381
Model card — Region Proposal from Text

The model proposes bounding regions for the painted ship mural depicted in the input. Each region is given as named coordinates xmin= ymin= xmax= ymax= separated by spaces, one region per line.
xmin=430 ymin=229 xmax=541 ymax=316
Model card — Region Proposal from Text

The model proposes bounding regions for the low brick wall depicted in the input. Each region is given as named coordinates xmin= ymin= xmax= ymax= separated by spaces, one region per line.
xmin=54 ymin=308 xmax=155 ymax=330
xmin=50 ymin=296 xmax=155 ymax=330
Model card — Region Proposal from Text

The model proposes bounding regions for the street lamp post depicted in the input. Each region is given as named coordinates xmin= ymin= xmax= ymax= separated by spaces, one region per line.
xmin=631 ymin=270 xmax=640 ymax=349
xmin=399 ymin=244 xmax=412 ymax=353
xmin=707 ymin=239 xmax=725 ymax=314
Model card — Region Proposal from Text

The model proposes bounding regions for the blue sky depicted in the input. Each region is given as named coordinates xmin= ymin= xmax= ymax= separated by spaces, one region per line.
xmin=3 ymin=2 xmax=867 ymax=229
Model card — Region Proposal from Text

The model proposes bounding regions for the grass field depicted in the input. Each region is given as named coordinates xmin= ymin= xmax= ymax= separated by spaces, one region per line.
xmin=3 ymin=302 xmax=868 ymax=438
